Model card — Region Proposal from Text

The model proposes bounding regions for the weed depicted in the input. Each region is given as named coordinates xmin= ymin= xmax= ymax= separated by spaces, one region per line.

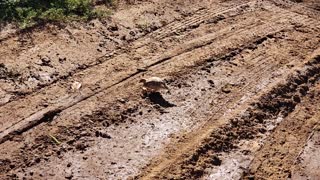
xmin=0 ymin=0 xmax=112 ymax=28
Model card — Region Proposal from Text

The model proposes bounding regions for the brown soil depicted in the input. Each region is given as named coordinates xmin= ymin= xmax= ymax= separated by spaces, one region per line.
xmin=0 ymin=0 xmax=320 ymax=179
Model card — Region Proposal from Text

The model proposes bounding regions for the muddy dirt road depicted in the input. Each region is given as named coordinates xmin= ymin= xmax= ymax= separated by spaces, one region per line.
xmin=0 ymin=0 xmax=320 ymax=179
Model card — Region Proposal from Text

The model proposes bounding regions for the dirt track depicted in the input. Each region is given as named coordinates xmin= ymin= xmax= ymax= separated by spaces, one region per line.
xmin=0 ymin=0 xmax=320 ymax=179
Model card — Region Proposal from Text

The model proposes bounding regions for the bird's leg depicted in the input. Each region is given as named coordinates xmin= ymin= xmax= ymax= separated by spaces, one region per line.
xmin=162 ymin=84 xmax=171 ymax=94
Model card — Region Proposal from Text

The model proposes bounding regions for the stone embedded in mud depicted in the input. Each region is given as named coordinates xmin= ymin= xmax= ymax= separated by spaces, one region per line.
xmin=221 ymin=84 xmax=233 ymax=93
xmin=108 ymin=24 xmax=119 ymax=32
xmin=207 ymin=80 xmax=215 ymax=87
xmin=95 ymin=131 xmax=111 ymax=139
xmin=40 ymin=57 xmax=51 ymax=67
xmin=101 ymin=133 xmax=111 ymax=139
xmin=118 ymin=98 xmax=126 ymax=104
xmin=67 ymin=162 xmax=72 ymax=167
xmin=129 ymin=31 xmax=136 ymax=36
xmin=95 ymin=131 xmax=100 ymax=137
xmin=38 ymin=72 xmax=52 ymax=83
xmin=75 ymin=143 xmax=88 ymax=151
xmin=71 ymin=81 xmax=82 ymax=91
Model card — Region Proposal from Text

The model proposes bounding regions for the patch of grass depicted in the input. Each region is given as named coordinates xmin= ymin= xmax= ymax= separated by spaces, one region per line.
xmin=0 ymin=0 xmax=114 ymax=28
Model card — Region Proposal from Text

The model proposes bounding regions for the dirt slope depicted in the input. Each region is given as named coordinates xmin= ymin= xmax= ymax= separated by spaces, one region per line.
xmin=0 ymin=0 xmax=320 ymax=179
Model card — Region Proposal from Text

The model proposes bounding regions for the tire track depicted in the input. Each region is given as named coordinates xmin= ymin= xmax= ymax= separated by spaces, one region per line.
xmin=152 ymin=1 xmax=255 ymax=40
xmin=140 ymin=48 xmax=320 ymax=180
xmin=1 ymin=0 xmax=315 ymax=109
xmin=0 ymin=17 xmax=298 ymax=177
xmin=0 ymin=0 xmax=298 ymax=108
xmin=270 ymin=0 xmax=320 ymax=20
xmin=1 ymin=5 xmax=318 ymax=144
xmin=0 ymin=1 xmax=253 ymax=107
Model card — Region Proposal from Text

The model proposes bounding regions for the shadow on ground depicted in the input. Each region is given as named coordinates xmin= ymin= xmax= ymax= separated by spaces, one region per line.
xmin=145 ymin=92 xmax=175 ymax=108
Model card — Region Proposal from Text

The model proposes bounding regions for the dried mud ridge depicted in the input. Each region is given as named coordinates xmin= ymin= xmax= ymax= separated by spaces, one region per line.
xmin=2 ymin=0 xmax=318 ymax=106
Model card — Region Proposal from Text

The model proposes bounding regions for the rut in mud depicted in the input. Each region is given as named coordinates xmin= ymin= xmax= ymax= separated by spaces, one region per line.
xmin=142 ymin=54 xmax=320 ymax=179
xmin=0 ymin=0 xmax=320 ymax=179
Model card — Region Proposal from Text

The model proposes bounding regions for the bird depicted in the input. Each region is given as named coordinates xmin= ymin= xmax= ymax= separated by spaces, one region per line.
xmin=139 ymin=77 xmax=169 ymax=93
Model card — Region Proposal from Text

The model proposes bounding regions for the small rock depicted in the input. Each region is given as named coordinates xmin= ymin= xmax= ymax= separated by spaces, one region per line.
xmin=80 ymin=131 xmax=89 ymax=136
xmin=102 ymin=121 xmax=110 ymax=127
xmin=40 ymin=57 xmax=52 ymax=67
xmin=118 ymin=98 xmax=126 ymax=104
xmin=95 ymin=131 xmax=111 ymax=139
xmin=95 ymin=131 xmax=100 ymax=137
xmin=221 ymin=84 xmax=233 ymax=93
xmin=34 ymin=158 xmax=41 ymax=163
xmin=67 ymin=162 xmax=72 ymax=167
xmin=208 ymin=80 xmax=215 ymax=87
xmin=100 ymin=132 xmax=111 ymax=139
xmin=108 ymin=25 xmax=119 ymax=31
xmin=38 ymin=72 xmax=52 ymax=82
xmin=71 ymin=81 xmax=81 ymax=91
xmin=75 ymin=143 xmax=87 ymax=151
xmin=129 ymin=31 xmax=136 ymax=36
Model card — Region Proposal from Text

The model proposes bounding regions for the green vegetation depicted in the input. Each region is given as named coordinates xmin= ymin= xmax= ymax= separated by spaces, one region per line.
xmin=0 ymin=0 xmax=114 ymax=28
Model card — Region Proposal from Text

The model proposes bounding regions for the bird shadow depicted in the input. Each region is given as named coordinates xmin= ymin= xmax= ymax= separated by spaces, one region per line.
xmin=144 ymin=92 xmax=175 ymax=108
